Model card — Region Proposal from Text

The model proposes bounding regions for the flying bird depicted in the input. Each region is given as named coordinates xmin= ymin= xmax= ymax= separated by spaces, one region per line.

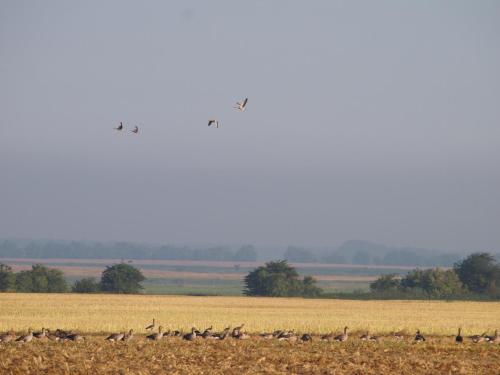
xmin=208 ymin=119 xmax=219 ymax=128
xmin=234 ymin=98 xmax=248 ymax=111
xmin=131 ymin=126 xmax=139 ymax=134
xmin=114 ymin=122 xmax=123 ymax=131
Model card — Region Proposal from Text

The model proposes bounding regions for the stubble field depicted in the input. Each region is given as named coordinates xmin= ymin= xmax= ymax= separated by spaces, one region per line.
xmin=1 ymin=293 xmax=499 ymax=374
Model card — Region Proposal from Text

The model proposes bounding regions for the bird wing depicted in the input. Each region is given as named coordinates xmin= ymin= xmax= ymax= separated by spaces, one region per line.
xmin=242 ymin=98 xmax=248 ymax=107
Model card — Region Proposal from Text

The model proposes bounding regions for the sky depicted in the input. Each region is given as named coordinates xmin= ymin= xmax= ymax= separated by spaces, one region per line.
xmin=1 ymin=1 xmax=499 ymax=251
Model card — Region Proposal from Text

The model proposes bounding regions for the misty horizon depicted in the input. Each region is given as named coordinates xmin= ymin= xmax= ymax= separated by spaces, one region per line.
xmin=1 ymin=1 xmax=499 ymax=252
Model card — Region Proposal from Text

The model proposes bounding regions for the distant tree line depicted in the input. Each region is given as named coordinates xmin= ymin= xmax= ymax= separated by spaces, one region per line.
xmin=0 ymin=263 xmax=146 ymax=294
xmin=0 ymin=240 xmax=258 ymax=262
xmin=3 ymin=239 xmax=498 ymax=268
xmin=284 ymin=241 xmax=500 ymax=267
xmin=369 ymin=253 xmax=500 ymax=299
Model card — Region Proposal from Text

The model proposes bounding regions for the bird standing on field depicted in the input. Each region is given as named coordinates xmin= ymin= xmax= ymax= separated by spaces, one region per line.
xmin=486 ymin=330 xmax=499 ymax=343
xmin=469 ymin=332 xmax=486 ymax=343
xmin=360 ymin=331 xmax=371 ymax=341
xmin=300 ymin=333 xmax=312 ymax=342
xmin=65 ymin=333 xmax=85 ymax=341
xmin=106 ymin=331 xmax=125 ymax=342
xmin=122 ymin=329 xmax=134 ymax=342
xmin=16 ymin=328 xmax=33 ymax=343
xmin=414 ymin=330 xmax=426 ymax=342
xmin=33 ymin=328 xmax=47 ymax=339
xmin=46 ymin=330 xmax=60 ymax=341
xmin=334 ymin=327 xmax=349 ymax=342
xmin=146 ymin=326 xmax=164 ymax=341
xmin=455 ymin=328 xmax=463 ymax=343
xmin=0 ymin=330 xmax=15 ymax=343
xmin=145 ymin=319 xmax=156 ymax=331
xmin=210 ymin=327 xmax=231 ymax=340
xmin=201 ymin=326 xmax=213 ymax=338
xmin=183 ymin=327 xmax=197 ymax=341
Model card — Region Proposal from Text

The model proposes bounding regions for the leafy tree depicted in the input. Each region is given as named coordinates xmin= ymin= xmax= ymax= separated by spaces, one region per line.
xmin=30 ymin=264 xmax=50 ymax=292
xmin=233 ymin=245 xmax=258 ymax=261
xmin=302 ymin=275 xmax=322 ymax=297
xmin=72 ymin=277 xmax=100 ymax=293
xmin=14 ymin=264 xmax=67 ymax=293
xmin=400 ymin=269 xmax=425 ymax=290
xmin=0 ymin=263 xmax=15 ymax=292
xmin=370 ymin=274 xmax=401 ymax=293
xmin=401 ymin=268 xmax=463 ymax=297
xmin=100 ymin=263 xmax=145 ymax=294
xmin=15 ymin=270 xmax=34 ymax=292
xmin=46 ymin=268 xmax=68 ymax=292
xmin=454 ymin=253 xmax=500 ymax=295
xmin=244 ymin=260 xmax=322 ymax=297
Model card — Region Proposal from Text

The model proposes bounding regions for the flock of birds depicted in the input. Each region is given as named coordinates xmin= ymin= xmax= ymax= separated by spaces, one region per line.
xmin=1 ymin=320 xmax=499 ymax=345
xmin=114 ymin=97 xmax=249 ymax=133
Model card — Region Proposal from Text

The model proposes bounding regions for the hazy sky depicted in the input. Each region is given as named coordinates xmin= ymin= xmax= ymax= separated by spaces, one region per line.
xmin=1 ymin=1 xmax=499 ymax=251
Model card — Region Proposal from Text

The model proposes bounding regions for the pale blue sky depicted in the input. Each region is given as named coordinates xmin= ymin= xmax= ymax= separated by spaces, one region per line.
xmin=1 ymin=1 xmax=499 ymax=251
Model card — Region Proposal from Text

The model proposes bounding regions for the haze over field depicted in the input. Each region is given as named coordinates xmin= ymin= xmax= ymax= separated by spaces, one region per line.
xmin=1 ymin=1 xmax=499 ymax=252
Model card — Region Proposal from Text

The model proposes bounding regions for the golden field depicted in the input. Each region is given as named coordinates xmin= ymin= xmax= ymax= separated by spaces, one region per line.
xmin=1 ymin=294 xmax=500 ymax=374
xmin=1 ymin=293 xmax=499 ymax=335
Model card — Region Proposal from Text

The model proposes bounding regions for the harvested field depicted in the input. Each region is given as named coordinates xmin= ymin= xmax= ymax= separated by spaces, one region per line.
xmin=1 ymin=335 xmax=499 ymax=375
xmin=1 ymin=294 xmax=499 ymax=374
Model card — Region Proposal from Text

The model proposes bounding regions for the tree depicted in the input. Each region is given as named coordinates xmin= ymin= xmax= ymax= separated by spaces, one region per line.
xmin=72 ymin=277 xmax=100 ymax=293
xmin=370 ymin=274 xmax=401 ymax=293
xmin=0 ymin=263 xmax=15 ymax=292
xmin=234 ymin=245 xmax=258 ymax=261
xmin=401 ymin=268 xmax=464 ymax=297
xmin=454 ymin=253 xmax=500 ymax=295
xmin=100 ymin=263 xmax=145 ymax=294
xmin=15 ymin=270 xmax=33 ymax=292
xmin=46 ymin=268 xmax=68 ymax=292
xmin=302 ymin=275 xmax=322 ymax=297
xmin=14 ymin=264 xmax=67 ymax=293
xmin=244 ymin=260 xmax=322 ymax=297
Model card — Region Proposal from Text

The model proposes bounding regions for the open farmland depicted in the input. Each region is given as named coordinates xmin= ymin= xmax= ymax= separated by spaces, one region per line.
xmin=1 ymin=294 xmax=500 ymax=374
xmin=1 ymin=257 xmax=425 ymax=295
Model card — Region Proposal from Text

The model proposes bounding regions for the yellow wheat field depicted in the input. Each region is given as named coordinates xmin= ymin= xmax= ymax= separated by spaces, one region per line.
xmin=1 ymin=293 xmax=499 ymax=336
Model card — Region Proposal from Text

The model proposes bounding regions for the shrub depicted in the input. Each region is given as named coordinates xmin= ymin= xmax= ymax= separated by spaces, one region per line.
xmin=72 ymin=277 xmax=100 ymax=293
